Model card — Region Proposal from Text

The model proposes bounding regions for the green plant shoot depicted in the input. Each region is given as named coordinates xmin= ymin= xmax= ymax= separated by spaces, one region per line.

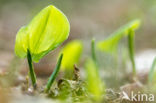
xmin=91 ymin=38 xmax=97 ymax=63
xmin=27 ymin=49 xmax=37 ymax=89
xmin=128 ymin=29 xmax=136 ymax=75
xmin=148 ymin=57 xmax=156 ymax=84
xmin=45 ymin=54 xmax=63 ymax=93
xmin=97 ymin=19 xmax=140 ymax=76
xmin=85 ymin=58 xmax=104 ymax=101
xmin=15 ymin=5 xmax=70 ymax=62
xmin=14 ymin=5 xmax=70 ymax=88
xmin=60 ymin=40 xmax=83 ymax=70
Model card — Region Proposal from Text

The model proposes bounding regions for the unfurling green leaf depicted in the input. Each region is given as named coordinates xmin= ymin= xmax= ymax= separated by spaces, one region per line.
xmin=85 ymin=58 xmax=104 ymax=101
xmin=97 ymin=19 xmax=140 ymax=54
xmin=60 ymin=40 xmax=83 ymax=70
xmin=15 ymin=5 xmax=70 ymax=62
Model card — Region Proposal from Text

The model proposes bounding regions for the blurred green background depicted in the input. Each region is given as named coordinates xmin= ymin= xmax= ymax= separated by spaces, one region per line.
xmin=0 ymin=0 xmax=156 ymax=51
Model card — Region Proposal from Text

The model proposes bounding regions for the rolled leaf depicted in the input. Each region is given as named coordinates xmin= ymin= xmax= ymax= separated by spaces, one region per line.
xmin=15 ymin=5 xmax=70 ymax=62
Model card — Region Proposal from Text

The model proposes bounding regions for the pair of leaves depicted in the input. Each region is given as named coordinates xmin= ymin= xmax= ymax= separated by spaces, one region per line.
xmin=97 ymin=19 xmax=140 ymax=54
xmin=15 ymin=5 xmax=70 ymax=62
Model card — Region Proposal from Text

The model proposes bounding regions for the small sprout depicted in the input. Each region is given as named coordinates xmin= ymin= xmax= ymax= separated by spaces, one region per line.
xmin=148 ymin=57 xmax=156 ymax=84
xmin=97 ymin=19 xmax=141 ymax=76
xmin=85 ymin=58 xmax=104 ymax=101
xmin=45 ymin=54 xmax=63 ymax=93
xmin=59 ymin=40 xmax=83 ymax=70
xmin=14 ymin=5 xmax=70 ymax=88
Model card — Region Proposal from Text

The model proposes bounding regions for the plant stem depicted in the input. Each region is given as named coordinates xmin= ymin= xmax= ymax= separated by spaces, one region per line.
xmin=27 ymin=49 xmax=37 ymax=89
xmin=128 ymin=29 xmax=136 ymax=76
xmin=91 ymin=38 xmax=97 ymax=62
xmin=148 ymin=57 xmax=156 ymax=83
xmin=45 ymin=54 xmax=63 ymax=93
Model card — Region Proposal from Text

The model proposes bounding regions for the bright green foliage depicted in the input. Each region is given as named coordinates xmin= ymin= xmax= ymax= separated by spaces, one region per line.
xmin=85 ymin=58 xmax=104 ymax=101
xmin=15 ymin=5 xmax=70 ymax=62
xmin=148 ymin=57 xmax=156 ymax=84
xmin=60 ymin=40 xmax=83 ymax=70
xmin=97 ymin=19 xmax=140 ymax=54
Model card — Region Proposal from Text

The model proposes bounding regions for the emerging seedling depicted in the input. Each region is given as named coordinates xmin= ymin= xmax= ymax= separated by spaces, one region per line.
xmin=45 ymin=54 xmax=63 ymax=93
xmin=85 ymin=58 xmax=104 ymax=101
xmin=97 ymin=19 xmax=141 ymax=76
xmin=84 ymin=39 xmax=105 ymax=101
xmin=15 ymin=5 xmax=70 ymax=88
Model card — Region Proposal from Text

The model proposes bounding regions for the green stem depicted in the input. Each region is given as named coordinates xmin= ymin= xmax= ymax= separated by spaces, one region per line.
xmin=91 ymin=38 xmax=97 ymax=62
xmin=27 ymin=49 xmax=37 ymax=89
xmin=128 ymin=29 xmax=136 ymax=76
xmin=45 ymin=54 xmax=63 ymax=93
xmin=148 ymin=57 xmax=156 ymax=83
